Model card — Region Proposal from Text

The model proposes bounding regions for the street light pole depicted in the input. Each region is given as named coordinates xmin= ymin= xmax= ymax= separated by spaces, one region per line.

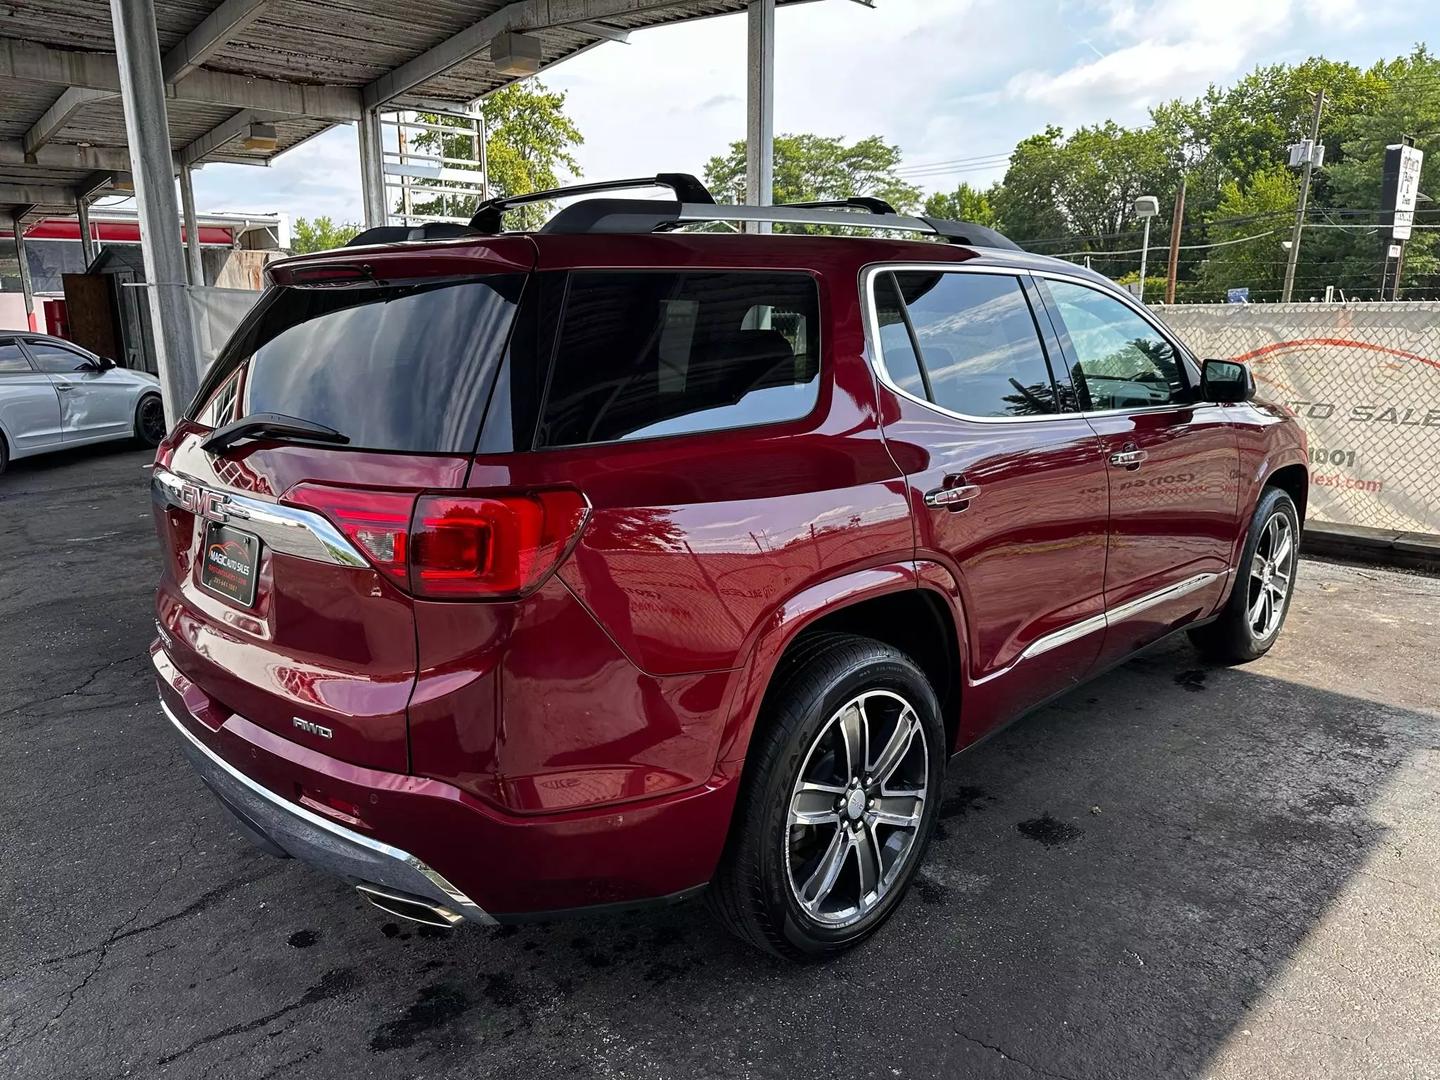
xmin=1282 ymin=89 xmax=1325 ymax=303
xmin=1135 ymin=195 xmax=1158 ymax=302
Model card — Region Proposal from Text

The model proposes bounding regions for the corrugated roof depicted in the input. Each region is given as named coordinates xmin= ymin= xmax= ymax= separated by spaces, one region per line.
xmin=0 ymin=0 xmax=826 ymax=219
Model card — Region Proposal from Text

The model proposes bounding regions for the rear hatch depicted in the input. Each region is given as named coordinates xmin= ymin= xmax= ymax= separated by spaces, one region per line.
xmin=153 ymin=239 xmax=535 ymax=772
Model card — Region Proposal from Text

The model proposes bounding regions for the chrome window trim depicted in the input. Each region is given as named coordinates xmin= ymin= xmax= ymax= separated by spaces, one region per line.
xmin=151 ymin=464 xmax=368 ymax=568
xmin=859 ymin=261 xmax=1208 ymax=424
xmin=972 ymin=571 xmax=1223 ymax=686
xmin=159 ymin=693 xmax=491 ymax=924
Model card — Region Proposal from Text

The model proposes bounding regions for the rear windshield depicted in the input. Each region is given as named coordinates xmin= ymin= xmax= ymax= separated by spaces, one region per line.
xmin=536 ymin=271 xmax=820 ymax=447
xmin=193 ymin=276 xmax=524 ymax=453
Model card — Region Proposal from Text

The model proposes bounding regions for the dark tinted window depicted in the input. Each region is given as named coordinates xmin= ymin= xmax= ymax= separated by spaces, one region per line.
xmin=893 ymin=272 xmax=1058 ymax=417
xmin=0 ymin=341 xmax=28 ymax=374
xmin=27 ymin=341 xmax=92 ymax=373
xmin=539 ymin=271 xmax=819 ymax=447
xmin=195 ymin=277 xmax=524 ymax=453
xmin=1045 ymin=280 xmax=1184 ymax=410
xmin=872 ymin=273 xmax=928 ymax=400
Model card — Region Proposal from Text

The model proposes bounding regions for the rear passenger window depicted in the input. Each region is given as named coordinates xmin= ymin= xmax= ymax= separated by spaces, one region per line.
xmin=539 ymin=271 xmax=820 ymax=447
xmin=871 ymin=274 xmax=928 ymax=401
xmin=0 ymin=341 xmax=29 ymax=373
xmin=891 ymin=272 xmax=1059 ymax=418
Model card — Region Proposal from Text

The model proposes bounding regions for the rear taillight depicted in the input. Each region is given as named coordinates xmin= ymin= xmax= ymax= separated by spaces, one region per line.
xmin=282 ymin=484 xmax=587 ymax=600
xmin=411 ymin=490 xmax=588 ymax=598
xmin=284 ymin=483 xmax=413 ymax=588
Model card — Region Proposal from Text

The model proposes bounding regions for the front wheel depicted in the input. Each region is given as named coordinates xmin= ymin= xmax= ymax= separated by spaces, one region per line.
xmin=134 ymin=394 xmax=166 ymax=448
xmin=1189 ymin=486 xmax=1300 ymax=663
xmin=707 ymin=634 xmax=945 ymax=960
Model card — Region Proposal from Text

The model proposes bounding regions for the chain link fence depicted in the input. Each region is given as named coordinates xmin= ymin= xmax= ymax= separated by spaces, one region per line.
xmin=1156 ymin=302 xmax=1440 ymax=536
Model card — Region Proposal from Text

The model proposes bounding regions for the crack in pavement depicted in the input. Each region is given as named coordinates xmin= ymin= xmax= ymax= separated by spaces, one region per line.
xmin=0 ymin=650 xmax=151 ymax=720
xmin=950 ymin=1028 xmax=1085 ymax=1080
xmin=0 ymin=821 xmax=204 ymax=1057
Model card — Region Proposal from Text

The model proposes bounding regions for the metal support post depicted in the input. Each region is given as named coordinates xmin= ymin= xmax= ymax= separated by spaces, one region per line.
xmin=76 ymin=194 xmax=96 ymax=267
xmin=12 ymin=213 xmax=36 ymax=331
xmin=745 ymin=0 xmax=775 ymax=233
xmin=179 ymin=163 xmax=204 ymax=285
xmin=110 ymin=0 xmax=200 ymax=421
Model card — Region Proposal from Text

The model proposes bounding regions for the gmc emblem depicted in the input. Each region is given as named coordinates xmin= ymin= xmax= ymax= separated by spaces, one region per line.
xmin=293 ymin=717 xmax=334 ymax=740
xmin=177 ymin=481 xmax=231 ymax=524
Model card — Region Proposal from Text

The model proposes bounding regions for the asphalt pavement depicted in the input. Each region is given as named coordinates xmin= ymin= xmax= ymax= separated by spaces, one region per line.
xmin=1 ymin=443 xmax=1437 ymax=1080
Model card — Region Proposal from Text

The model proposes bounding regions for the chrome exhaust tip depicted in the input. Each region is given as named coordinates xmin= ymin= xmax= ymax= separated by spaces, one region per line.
xmin=356 ymin=883 xmax=463 ymax=929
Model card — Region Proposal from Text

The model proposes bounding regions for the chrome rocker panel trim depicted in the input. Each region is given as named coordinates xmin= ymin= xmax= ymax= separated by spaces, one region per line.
xmin=160 ymin=696 xmax=493 ymax=926
xmin=152 ymin=465 xmax=367 ymax=568
xmin=974 ymin=571 xmax=1223 ymax=686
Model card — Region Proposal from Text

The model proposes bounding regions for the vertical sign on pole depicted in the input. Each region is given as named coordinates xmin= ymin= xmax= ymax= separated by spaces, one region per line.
xmin=1381 ymin=140 xmax=1424 ymax=300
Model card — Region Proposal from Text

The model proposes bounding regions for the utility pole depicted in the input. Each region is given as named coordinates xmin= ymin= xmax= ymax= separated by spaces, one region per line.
xmin=1282 ymin=89 xmax=1325 ymax=303
xmin=1164 ymin=176 xmax=1186 ymax=305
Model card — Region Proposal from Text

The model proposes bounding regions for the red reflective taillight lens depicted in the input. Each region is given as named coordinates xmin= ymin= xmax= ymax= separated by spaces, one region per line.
xmin=410 ymin=490 xmax=588 ymax=598
xmin=283 ymin=482 xmax=413 ymax=588
xmin=281 ymin=484 xmax=587 ymax=600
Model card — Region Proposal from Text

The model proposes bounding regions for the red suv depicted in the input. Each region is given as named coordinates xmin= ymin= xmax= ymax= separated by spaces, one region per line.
xmin=152 ymin=176 xmax=1306 ymax=959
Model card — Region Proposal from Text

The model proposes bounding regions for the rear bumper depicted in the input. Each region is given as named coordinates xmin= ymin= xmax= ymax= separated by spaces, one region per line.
xmin=162 ymin=698 xmax=493 ymax=926
xmin=156 ymin=642 xmax=738 ymax=921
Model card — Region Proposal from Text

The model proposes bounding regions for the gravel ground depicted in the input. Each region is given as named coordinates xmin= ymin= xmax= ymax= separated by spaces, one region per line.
xmin=1 ymin=443 xmax=1437 ymax=1080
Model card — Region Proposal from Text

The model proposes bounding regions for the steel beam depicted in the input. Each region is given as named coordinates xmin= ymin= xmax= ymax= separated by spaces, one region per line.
xmin=0 ymin=37 xmax=361 ymax=121
xmin=744 ymin=0 xmax=775 ymax=233
xmin=11 ymin=212 xmax=37 ymax=331
xmin=163 ymin=0 xmax=274 ymax=83
xmin=363 ymin=0 xmax=690 ymax=107
xmin=569 ymin=21 xmax=630 ymax=42
xmin=110 ymin=0 xmax=201 ymax=422
xmin=23 ymin=87 xmax=116 ymax=155
xmin=0 ymin=139 xmax=135 ymax=173
xmin=0 ymin=183 xmax=72 ymax=205
xmin=77 ymin=193 xmax=96 ymax=267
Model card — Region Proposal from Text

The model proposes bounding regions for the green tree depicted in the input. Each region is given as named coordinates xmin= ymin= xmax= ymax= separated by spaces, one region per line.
xmin=704 ymin=133 xmax=922 ymax=218
xmin=923 ymin=181 xmax=999 ymax=224
xmin=290 ymin=216 xmax=359 ymax=253
xmin=1194 ymin=165 xmax=1298 ymax=300
xmin=404 ymin=80 xmax=583 ymax=230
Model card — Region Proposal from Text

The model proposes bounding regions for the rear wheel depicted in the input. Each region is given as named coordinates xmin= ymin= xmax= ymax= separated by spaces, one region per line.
xmin=1189 ymin=486 xmax=1300 ymax=663
xmin=134 ymin=394 xmax=166 ymax=448
xmin=707 ymin=633 xmax=944 ymax=960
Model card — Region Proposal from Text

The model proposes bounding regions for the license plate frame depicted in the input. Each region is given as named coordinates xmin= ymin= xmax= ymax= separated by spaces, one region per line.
xmin=200 ymin=521 xmax=260 ymax=608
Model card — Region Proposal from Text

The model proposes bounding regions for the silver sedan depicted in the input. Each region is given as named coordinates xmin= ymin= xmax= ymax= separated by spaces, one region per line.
xmin=0 ymin=332 xmax=165 ymax=475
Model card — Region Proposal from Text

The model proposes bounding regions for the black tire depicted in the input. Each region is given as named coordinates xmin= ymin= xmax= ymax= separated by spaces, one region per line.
xmin=134 ymin=393 xmax=166 ymax=448
xmin=1188 ymin=486 xmax=1301 ymax=663
xmin=707 ymin=632 xmax=945 ymax=961
xmin=0 ymin=432 xmax=8 ymax=477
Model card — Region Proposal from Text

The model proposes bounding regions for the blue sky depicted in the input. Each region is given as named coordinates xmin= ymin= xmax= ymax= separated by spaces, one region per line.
xmin=182 ymin=0 xmax=1433 ymax=227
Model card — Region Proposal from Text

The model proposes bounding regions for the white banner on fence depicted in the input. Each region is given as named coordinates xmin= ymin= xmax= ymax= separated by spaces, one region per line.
xmin=1157 ymin=302 xmax=1440 ymax=537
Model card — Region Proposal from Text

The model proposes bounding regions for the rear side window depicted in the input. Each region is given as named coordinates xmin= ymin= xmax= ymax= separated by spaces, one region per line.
xmin=891 ymin=272 xmax=1059 ymax=418
xmin=194 ymin=276 xmax=524 ymax=453
xmin=538 ymin=271 xmax=820 ymax=447
xmin=0 ymin=341 xmax=29 ymax=373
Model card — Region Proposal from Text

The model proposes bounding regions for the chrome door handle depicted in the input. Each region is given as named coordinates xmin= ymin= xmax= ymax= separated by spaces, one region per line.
xmin=924 ymin=483 xmax=981 ymax=510
xmin=54 ymin=383 xmax=75 ymax=391
xmin=1109 ymin=449 xmax=1146 ymax=469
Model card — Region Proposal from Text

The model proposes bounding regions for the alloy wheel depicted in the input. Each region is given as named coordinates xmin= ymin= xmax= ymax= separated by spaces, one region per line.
xmin=1247 ymin=511 xmax=1295 ymax=639
xmin=784 ymin=689 xmax=929 ymax=927
xmin=140 ymin=396 xmax=167 ymax=445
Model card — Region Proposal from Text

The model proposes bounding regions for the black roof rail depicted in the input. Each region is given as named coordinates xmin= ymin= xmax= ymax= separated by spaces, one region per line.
xmin=920 ymin=217 xmax=1022 ymax=250
xmin=779 ymin=196 xmax=898 ymax=215
xmin=468 ymin=173 xmax=714 ymax=233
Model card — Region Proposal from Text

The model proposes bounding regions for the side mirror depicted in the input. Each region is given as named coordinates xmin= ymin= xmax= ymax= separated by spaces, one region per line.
xmin=1200 ymin=358 xmax=1253 ymax=403
xmin=97 ymin=355 xmax=117 ymax=370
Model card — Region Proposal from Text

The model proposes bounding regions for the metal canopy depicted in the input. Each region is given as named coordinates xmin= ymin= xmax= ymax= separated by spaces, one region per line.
xmin=0 ymin=0 xmax=825 ymax=220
